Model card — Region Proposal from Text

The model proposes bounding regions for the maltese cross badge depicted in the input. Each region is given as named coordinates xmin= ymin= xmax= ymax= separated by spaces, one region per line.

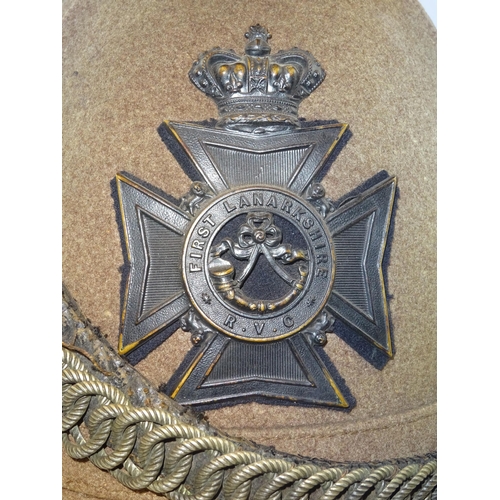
xmin=116 ymin=26 xmax=397 ymax=410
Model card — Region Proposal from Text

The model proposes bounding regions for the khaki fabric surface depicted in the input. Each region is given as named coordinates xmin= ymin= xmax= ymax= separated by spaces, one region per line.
xmin=62 ymin=0 xmax=436 ymax=497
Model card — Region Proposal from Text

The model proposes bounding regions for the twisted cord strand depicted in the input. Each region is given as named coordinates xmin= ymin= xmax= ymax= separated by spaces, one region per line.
xmin=320 ymin=468 xmax=371 ymax=500
xmin=62 ymin=342 xmax=437 ymax=500
xmin=253 ymin=463 xmax=322 ymax=500
xmin=375 ymin=465 xmax=420 ymax=499
xmin=199 ymin=450 xmax=264 ymax=497
xmin=346 ymin=465 xmax=397 ymax=500
xmin=287 ymin=467 xmax=344 ymax=499
xmin=88 ymin=404 xmax=138 ymax=468
xmin=224 ymin=458 xmax=294 ymax=499
xmin=148 ymin=437 xmax=238 ymax=495
xmin=118 ymin=424 xmax=207 ymax=491
xmin=108 ymin=419 xmax=202 ymax=490
xmin=412 ymin=474 xmax=437 ymax=500
xmin=392 ymin=462 xmax=437 ymax=500
xmin=64 ymin=404 xmax=121 ymax=460
xmin=62 ymin=346 xmax=85 ymax=372
xmin=104 ymin=407 xmax=180 ymax=480
xmin=62 ymin=369 xmax=102 ymax=427
xmin=166 ymin=451 xmax=264 ymax=500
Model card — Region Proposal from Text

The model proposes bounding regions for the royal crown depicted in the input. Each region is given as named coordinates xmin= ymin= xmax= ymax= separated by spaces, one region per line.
xmin=189 ymin=25 xmax=326 ymax=131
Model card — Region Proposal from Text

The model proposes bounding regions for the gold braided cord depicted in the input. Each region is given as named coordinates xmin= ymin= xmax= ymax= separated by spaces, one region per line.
xmin=253 ymin=464 xmax=322 ymax=499
xmin=62 ymin=290 xmax=437 ymax=499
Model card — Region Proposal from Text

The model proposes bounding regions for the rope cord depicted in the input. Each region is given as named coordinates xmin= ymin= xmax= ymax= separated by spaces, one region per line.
xmin=62 ymin=291 xmax=437 ymax=499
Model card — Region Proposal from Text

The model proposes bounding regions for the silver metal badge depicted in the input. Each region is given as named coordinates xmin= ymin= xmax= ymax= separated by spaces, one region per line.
xmin=116 ymin=25 xmax=396 ymax=409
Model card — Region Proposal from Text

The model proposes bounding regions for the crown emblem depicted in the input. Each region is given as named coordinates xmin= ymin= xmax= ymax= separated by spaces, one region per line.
xmin=189 ymin=25 xmax=326 ymax=130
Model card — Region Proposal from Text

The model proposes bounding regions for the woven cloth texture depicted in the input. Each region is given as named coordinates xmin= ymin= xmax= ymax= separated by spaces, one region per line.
xmin=62 ymin=0 xmax=436 ymax=497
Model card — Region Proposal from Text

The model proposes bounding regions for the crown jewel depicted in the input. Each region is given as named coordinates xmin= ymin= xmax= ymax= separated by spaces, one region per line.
xmin=189 ymin=25 xmax=326 ymax=131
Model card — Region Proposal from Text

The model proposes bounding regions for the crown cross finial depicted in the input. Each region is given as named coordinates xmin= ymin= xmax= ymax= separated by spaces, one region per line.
xmin=245 ymin=25 xmax=272 ymax=56
xmin=189 ymin=25 xmax=326 ymax=132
